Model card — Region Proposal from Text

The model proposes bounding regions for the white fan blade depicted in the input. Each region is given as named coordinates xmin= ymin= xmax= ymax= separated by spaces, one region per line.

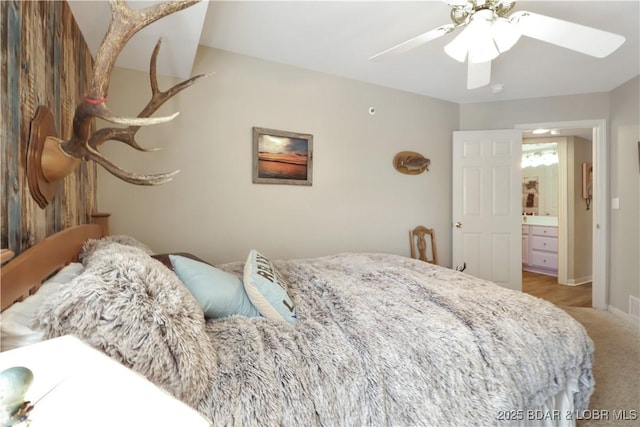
xmin=467 ymin=60 xmax=491 ymax=89
xmin=369 ymin=24 xmax=456 ymax=61
xmin=511 ymin=11 xmax=625 ymax=58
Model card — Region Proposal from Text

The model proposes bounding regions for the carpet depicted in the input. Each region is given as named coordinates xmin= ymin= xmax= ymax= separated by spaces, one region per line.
xmin=562 ymin=307 xmax=640 ymax=427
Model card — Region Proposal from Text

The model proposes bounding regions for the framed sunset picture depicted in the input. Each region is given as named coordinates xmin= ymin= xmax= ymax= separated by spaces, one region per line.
xmin=252 ymin=127 xmax=313 ymax=185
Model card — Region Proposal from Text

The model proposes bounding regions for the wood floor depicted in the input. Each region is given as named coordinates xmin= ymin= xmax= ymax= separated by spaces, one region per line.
xmin=522 ymin=270 xmax=592 ymax=307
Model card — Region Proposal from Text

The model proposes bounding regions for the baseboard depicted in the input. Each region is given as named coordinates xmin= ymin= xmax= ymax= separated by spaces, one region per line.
xmin=565 ymin=276 xmax=592 ymax=286
xmin=630 ymin=295 xmax=640 ymax=318
xmin=523 ymin=266 xmax=557 ymax=277
xmin=607 ymin=305 xmax=640 ymax=325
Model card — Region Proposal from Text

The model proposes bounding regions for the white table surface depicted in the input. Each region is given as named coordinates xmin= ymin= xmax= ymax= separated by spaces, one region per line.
xmin=0 ymin=335 xmax=212 ymax=427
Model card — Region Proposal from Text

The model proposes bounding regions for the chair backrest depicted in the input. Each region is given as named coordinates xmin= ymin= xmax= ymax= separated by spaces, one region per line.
xmin=409 ymin=226 xmax=438 ymax=265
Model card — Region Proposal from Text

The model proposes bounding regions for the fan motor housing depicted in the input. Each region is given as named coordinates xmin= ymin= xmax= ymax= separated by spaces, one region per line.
xmin=450 ymin=0 xmax=516 ymax=25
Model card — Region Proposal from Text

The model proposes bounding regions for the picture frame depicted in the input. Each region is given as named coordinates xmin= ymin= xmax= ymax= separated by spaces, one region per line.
xmin=252 ymin=127 xmax=313 ymax=185
xmin=522 ymin=176 xmax=539 ymax=216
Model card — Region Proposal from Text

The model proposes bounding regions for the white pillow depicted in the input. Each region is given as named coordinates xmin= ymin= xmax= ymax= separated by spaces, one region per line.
xmin=243 ymin=250 xmax=297 ymax=324
xmin=1 ymin=263 xmax=84 ymax=351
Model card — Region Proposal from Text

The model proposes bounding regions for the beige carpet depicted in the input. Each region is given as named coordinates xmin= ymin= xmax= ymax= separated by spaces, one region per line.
xmin=562 ymin=307 xmax=640 ymax=427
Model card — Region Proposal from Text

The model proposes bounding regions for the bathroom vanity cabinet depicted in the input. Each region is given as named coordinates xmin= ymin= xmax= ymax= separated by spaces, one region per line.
xmin=522 ymin=224 xmax=558 ymax=277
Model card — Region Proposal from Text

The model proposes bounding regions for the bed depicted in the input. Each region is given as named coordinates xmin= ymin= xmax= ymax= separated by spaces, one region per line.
xmin=0 ymin=223 xmax=594 ymax=426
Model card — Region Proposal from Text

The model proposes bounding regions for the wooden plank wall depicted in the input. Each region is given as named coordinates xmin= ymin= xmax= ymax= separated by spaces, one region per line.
xmin=0 ymin=1 xmax=97 ymax=255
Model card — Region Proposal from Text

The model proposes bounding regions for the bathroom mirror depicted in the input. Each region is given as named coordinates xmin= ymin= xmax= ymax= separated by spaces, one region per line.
xmin=521 ymin=141 xmax=558 ymax=218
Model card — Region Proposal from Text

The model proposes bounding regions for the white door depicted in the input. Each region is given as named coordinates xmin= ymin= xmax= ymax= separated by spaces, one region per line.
xmin=452 ymin=129 xmax=522 ymax=291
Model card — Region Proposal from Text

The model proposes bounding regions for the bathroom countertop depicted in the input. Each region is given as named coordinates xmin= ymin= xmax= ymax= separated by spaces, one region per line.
xmin=522 ymin=216 xmax=558 ymax=226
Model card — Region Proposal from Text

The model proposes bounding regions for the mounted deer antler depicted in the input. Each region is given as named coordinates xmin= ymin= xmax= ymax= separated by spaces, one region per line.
xmin=27 ymin=0 xmax=208 ymax=208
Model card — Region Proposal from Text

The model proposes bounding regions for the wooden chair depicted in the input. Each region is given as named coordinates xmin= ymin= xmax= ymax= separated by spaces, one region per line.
xmin=409 ymin=226 xmax=438 ymax=265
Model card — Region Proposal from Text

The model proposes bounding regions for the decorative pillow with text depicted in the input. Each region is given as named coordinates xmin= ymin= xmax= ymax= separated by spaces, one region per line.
xmin=243 ymin=250 xmax=297 ymax=324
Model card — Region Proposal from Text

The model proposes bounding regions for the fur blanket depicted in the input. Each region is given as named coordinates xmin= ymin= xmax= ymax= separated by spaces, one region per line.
xmin=208 ymin=253 xmax=594 ymax=426
xmin=35 ymin=241 xmax=594 ymax=426
xmin=34 ymin=242 xmax=217 ymax=411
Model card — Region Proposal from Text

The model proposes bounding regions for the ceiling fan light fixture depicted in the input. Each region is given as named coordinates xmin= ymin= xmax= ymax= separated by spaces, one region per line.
xmin=368 ymin=0 xmax=627 ymax=94
xmin=444 ymin=26 xmax=471 ymax=62
xmin=466 ymin=17 xmax=500 ymax=63
xmin=468 ymin=38 xmax=500 ymax=63
xmin=492 ymin=17 xmax=521 ymax=53
xmin=446 ymin=8 xmax=512 ymax=64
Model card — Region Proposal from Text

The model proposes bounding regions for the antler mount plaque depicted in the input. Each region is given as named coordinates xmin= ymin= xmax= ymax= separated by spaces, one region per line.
xmin=25 ymin=0 xmax=207 ymax=209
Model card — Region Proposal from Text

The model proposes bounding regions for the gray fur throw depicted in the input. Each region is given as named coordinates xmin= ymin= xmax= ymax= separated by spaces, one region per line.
xmin=207 ymin=253 xmax=594 ymax=426
xmin=81 ymin=234 xmax=154 ymax=257
xmin=34 ymin=244 xmax=594 ymax=426
xmin=34 ymin=241 xmax=216 ymax=413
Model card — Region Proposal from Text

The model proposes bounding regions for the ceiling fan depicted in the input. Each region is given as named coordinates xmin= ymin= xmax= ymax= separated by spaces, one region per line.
xmin=369 ymin=0 xmax=626 ymax=90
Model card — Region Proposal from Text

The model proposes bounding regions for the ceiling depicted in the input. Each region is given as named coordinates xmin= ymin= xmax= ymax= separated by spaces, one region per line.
xmin=68 ymin=1 xmax=639 ymax=105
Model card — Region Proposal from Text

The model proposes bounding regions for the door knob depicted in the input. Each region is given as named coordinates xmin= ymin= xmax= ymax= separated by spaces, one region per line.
xmin=455 ymin=221 xmax=462 ymax=228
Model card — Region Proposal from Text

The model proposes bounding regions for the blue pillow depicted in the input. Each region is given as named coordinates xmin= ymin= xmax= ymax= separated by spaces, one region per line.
xmin=243 ymin=250 xmax=297 ymax=324
xmin=169 ymin=255 xmax=260 ymax=319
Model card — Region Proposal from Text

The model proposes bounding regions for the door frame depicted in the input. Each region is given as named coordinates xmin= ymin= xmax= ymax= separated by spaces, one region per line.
xmin=515 ymin=120 xmax=607 ymax=309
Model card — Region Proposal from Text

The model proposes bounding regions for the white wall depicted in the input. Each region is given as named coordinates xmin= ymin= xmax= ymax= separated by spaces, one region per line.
xmin=98 ymin=47 xmax=459 ymax=265
xmin=459 ymin=93 xmax=610 ymax=130
xmin=568 ymin=136 xmax=593 ymax=284
xmin=609 ymin=76 xmax=640 ymax=312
